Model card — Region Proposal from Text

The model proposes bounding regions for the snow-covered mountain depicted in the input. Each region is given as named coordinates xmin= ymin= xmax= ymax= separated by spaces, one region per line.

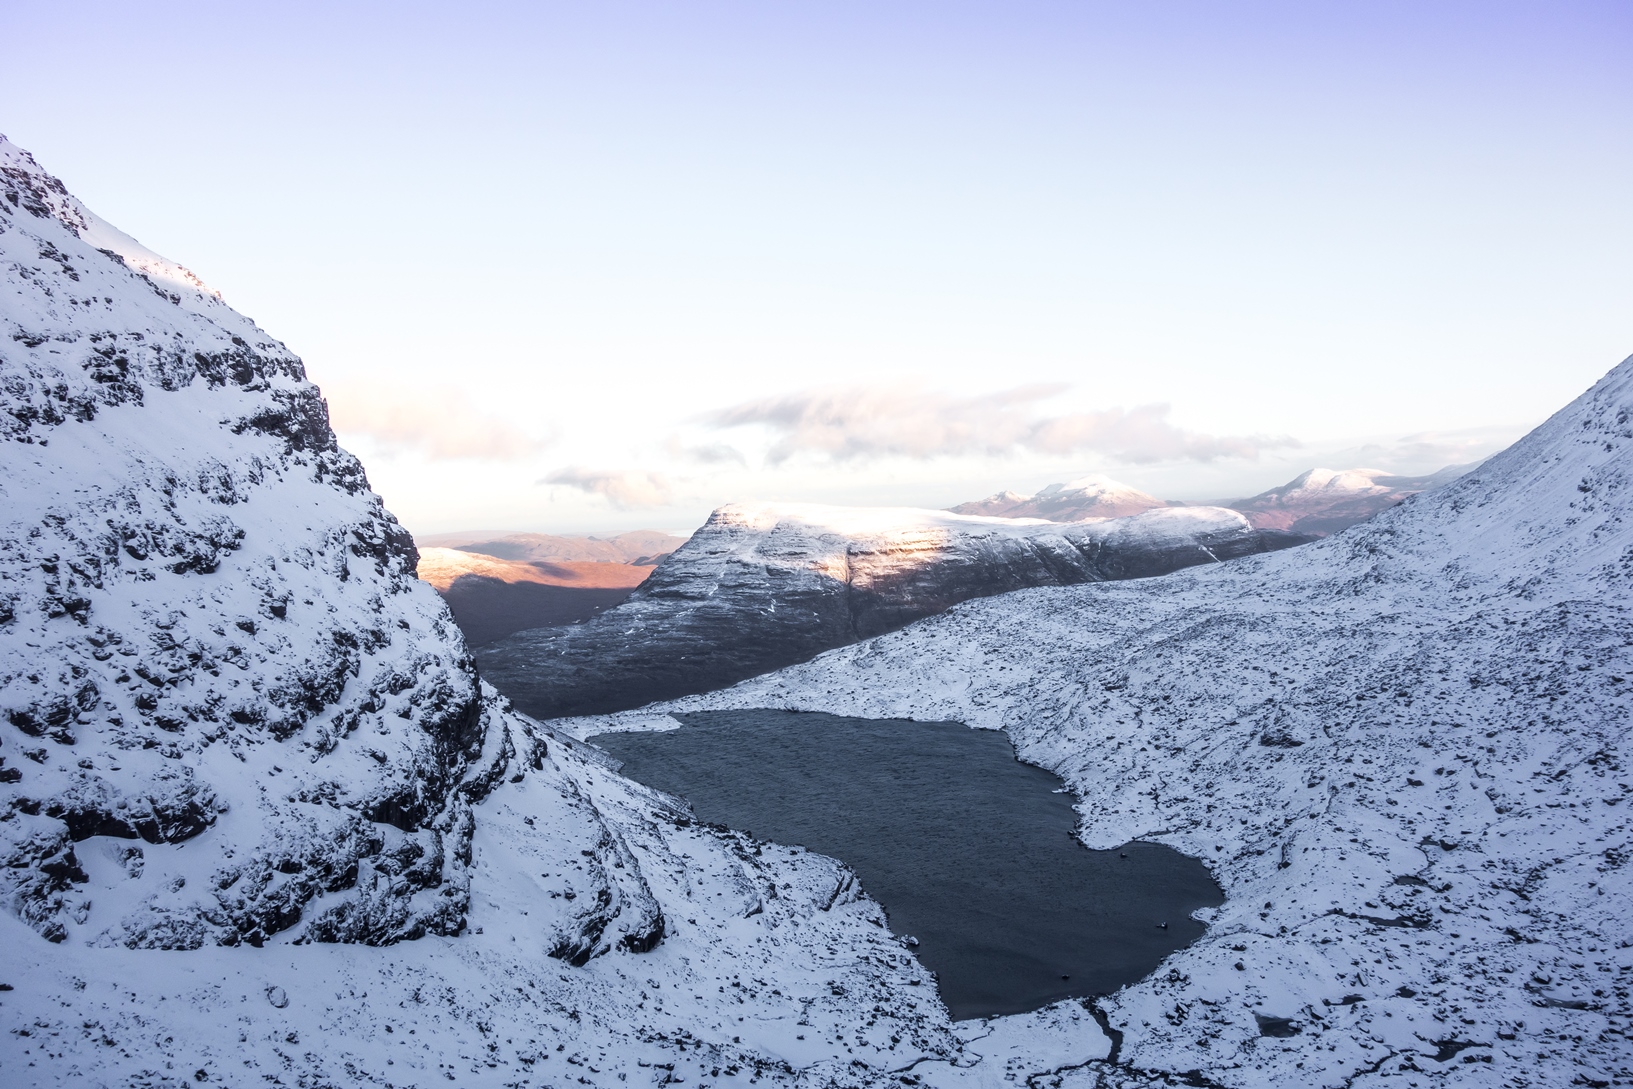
xmin=585 ymin=358 xmax=1633 ymax=1085
xmin=0 ymin=137 xmax=1028 ymax=1085
xmin=1224 ymin=463 xmax=1476 ymax=535
xmin=949 ymin=473 xmax=1168 ymax=521
xmin=955 ymin=464 xmax=1475 ymax=536
xmin=476 ymin=502 xmax=1309 ymax=720
xmin=7 ymin=128 xmax=1629 ymax=1089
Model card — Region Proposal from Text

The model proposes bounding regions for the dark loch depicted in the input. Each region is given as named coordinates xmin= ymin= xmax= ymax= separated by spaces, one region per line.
xmin=591 ymin=709 xmax=1223 ymax=1020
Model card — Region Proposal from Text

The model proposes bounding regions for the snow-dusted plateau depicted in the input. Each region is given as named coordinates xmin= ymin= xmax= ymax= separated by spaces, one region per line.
xmin=2 ymin=131 xmax=1630 ymax=1089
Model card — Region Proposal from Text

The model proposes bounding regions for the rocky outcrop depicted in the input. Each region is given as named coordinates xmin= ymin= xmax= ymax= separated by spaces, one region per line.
xmin=0 ymin=135 xmax=508 ymax=948
xmin=477 ymin=503 xmax=1309 ymax=719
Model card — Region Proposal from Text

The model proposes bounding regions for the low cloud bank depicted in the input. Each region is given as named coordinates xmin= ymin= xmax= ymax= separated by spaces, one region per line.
xmin=326 ymin=383 xmax=552 ymax=461
xmin=542 ymin=467 xmax=676 ymax=509
xmin=703 ymin=384 xmax=1295 ymax=465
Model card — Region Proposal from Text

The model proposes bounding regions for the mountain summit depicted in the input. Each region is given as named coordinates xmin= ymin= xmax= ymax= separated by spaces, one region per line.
xmin=1223 ymin=463 xmax=1477 ymax=535
xmin=950 ymin=473 xmax=1168 ymax=521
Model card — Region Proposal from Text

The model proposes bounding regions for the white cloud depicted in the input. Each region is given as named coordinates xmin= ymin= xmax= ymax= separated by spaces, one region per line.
xmin=663 ymin=438 xmax=748 ymax=466
xmin=324 ymin=382 xmax=552 ymax=462
xmin=702 ymin=383 xmax=1295 ymax=465
xmin=1331 ymin=424 xmax=1529 ymax=475
xmin=541 ymin=467 xmax=676 ymax=509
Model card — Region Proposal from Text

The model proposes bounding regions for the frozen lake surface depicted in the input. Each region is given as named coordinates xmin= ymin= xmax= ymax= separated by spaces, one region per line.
xmin=592 ymin=709 xmax=1223 ymax=1019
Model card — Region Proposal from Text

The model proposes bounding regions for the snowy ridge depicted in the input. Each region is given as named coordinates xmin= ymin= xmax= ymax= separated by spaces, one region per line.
xmin=7 ymin=129 xmax=1628 ymax=1088
xmin=949 ymin=474 xmax=1168 ymax=522
xmin=617 ymin=356 xmax=1633 ymax=1086
xmin=477 ymin=499 xmax=1307 ymax=720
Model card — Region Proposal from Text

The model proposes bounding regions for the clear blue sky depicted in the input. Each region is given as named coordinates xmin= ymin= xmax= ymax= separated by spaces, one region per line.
xmin=7 ymin=1 xmax=1630 ymax=531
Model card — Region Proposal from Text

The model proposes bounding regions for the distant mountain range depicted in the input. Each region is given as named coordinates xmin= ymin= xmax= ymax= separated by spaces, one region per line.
xmin=951 ymin=463 xmax=1479 ymax=536
xmin=416 ymin=547 xmax=655 ymax=645
xmin=415 ymin=529 xmax=684 ymax=566
xmin=949 ymin=474 xmax=1167 ymax=521
xmin=7 ymin=129 xmax=1630 ymax=1087
xmin=475 ymin=502 xmax=1308 ymax=720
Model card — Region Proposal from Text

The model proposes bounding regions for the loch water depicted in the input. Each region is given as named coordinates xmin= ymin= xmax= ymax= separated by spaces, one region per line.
xmin=591 ymin=709 xmax=1223 ymax=1020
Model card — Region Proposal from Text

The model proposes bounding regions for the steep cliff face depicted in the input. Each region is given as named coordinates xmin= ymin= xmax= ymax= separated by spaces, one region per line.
xmin=477 ymin=502 xmax=1309 ymax=720
xmin=631 ymin=356 xmax=1633 ymax=1087
xmin=0 ymin=136 xmax=571 ymax=951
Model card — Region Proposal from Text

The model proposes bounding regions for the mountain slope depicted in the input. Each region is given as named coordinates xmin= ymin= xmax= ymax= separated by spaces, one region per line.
xmin=601 ymin=355 xmax=1633 ymax=1086
xmin=477 ymin=502 xmax=1309 ymax=720
xmin=0 ymin=137 xmax=1046 ymax=1087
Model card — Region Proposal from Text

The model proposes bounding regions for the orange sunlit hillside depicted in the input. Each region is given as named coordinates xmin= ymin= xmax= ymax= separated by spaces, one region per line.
xmin=416 ymin=547 xmax=656 ymax=593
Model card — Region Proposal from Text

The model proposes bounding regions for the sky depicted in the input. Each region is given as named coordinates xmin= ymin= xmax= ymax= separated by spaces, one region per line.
xmin=6 ymin=1 xmax=1631 ymax=534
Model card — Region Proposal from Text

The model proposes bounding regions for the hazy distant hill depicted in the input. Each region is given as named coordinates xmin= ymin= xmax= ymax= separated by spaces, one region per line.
xmin=949 ymin=474 xmax=1168 ymax=521
xmin=1219 ymin=463 xmax=1478 ymax=535
xmin=415 ymin=528 xmax=685 ymax=565
xmin=416 ymin=547 xmax=653 ymax=645
xmin=953 ymin=463 xmax=1476 ymax=536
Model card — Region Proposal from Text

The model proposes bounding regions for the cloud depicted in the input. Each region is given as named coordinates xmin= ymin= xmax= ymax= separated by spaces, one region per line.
xmin=1336 ymin=424 xmax=1528 ymax=474
xmin=702 ymin=383 xmax=1294 ymax=465
xmin=663 ymin=437 xmax=748 ymax=466
xmin=541 ymin=466 xmax=676 ymax=509
xmin=324 ymin=382 xmax=552 ymax=461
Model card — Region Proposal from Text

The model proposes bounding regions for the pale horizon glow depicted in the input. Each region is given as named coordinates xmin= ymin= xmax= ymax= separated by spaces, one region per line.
xmin=7 ymin=1 xmax=1630 ymax=533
